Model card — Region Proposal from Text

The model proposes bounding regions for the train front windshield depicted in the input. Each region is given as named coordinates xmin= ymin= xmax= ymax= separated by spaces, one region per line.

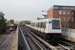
xmin=52 ymin=20 xmax=60 ymax=29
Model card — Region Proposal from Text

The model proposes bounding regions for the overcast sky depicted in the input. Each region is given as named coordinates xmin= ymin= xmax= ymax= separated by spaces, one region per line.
xmin=0 ymin=0 xmax=75 ymax=21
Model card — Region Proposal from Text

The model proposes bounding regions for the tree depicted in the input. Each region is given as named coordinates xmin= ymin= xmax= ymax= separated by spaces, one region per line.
xmin=62 ymin=24 xmax=65 ymax=28
xmin=22 ymin=20 xmax=30 ymax=24
xmin=68 ymin=19 xmax=74 ymax=28
xmin=25 ymin=21 xmax=30 ymax=24
xmin=7 ymin=19 xmax=14 ymax=24
xmin=0 ymin=15 xmax=7 ymax=34
xmin=72 ymin=24 xmax=75 ymax=29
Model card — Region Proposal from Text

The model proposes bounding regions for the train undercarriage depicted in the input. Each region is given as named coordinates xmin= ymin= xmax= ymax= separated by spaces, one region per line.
xmin=30 ymin=28 xmax=61 ymax=45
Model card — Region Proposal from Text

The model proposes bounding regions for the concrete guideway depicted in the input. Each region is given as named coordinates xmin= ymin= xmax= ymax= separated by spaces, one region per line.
xmin=0 ymin=32 xmax=15 ymax=50
xmin=10 ymin=27 xmax=18 ymax=50
xmin=19 ymin=26 xmax=41 ymax=50
xmin=19 ymin=27 xmax=31 ymax=50
xmin=26 ymin=24 xmax=74 ymax=50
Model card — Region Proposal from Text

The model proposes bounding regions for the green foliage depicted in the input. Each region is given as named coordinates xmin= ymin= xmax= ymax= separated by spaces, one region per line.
xmin=72 ymin=24 xmax=75 ymax=29
xmin=62 ymin=22 xmax=66 ymax=28
xmin=0 ymin=15 xmax=7 ymax=34
xmin=7 ymin=19 xmax=14 ymax=24
xmin=61 ymin=24 xmax=64 ymax=28
xmin=68 ymin=19 xmax=75 ymax=29
xmin=25 ymin=21 xmax=30 ymax=24
xmin=22 ymin=21 xmax=30 ymax=24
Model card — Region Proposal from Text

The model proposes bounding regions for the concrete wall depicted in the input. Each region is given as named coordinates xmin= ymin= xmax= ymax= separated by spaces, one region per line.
xmin=62 ymin=28 xmax=75 ymax=39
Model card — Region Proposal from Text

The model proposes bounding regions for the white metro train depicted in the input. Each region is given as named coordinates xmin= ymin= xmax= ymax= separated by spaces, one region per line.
xmin=29 ymin=18 xmax=62 ymax=45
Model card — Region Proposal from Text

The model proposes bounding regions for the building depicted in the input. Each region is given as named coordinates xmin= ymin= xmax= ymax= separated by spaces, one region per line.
xmin=42 ymin=14 xmax=47 ymax=19
xmin=37 ymin=17 xmax=45 ymax=20
xmin=47 ymin=5 xmax=75 ymax=27
xmin=37 ymin=14 xmax=47 ymax=20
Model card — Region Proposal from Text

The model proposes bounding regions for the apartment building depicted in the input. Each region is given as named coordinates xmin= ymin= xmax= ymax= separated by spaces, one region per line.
xmin=47 ymin=5 xmax=75 ymax=27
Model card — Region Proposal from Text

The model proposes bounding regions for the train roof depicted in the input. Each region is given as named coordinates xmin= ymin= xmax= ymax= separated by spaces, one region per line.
xmin=31 ymin=18 xmax=60 ymax=22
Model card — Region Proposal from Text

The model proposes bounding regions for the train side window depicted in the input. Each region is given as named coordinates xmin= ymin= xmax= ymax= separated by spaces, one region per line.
xmin=44 ymin=22 xmax=46 ymax=28
xmin=32 ymin=23 xmax=33 ymax=26
xmin=37 ymin=23 xmax=38 ymax=27
xmin=43 ymin=22 xmax=46 ymax=28
xmin=41 ymin=22 xmax=43 ymax=28
xmin=36 ymin=23 xmax=37 ymax=27
xmin=39 ymin=23 xmax=41 ymax=27
xmin=35 ymin=23 xmax=36 ymax=27
xmin=32 ymin=23 xmax=34 ymax=25
xmin=38 ymin=22 xmax=39 ymax=27
xmin=42 ymin=22 xmax=44 ymax=28
xmin=31 ymin=23 xmax=33 ymax=26
xmin=39 ymin=22 xmax=41 ymax=28
xmin=36 ymin=23 xmax=38 ymax=27
xmin=33 ymin=23 xmax=34 ymax=26
xmin=34 ymin=23 xmax=35 ymax=27
xmin=39 ymin=22 xmax=40 ymax=27
xmin=31 ymin=24 xmax=32 ymax=26
xmin=42 ymin=22 xmax=43 ymax=28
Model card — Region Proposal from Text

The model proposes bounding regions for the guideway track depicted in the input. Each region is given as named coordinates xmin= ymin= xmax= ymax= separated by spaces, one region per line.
xmin=23 ymin=26 xmax=58 ymax=50
xmin=21 ymin=26 xmax=47 ymax=50
xmin=25 ymin=25 xmax=74 ymax=50
xmin=19 ymin=27 xmax=30 ymax=50
xmin=19 ymin=25 xmax=47 ymax=50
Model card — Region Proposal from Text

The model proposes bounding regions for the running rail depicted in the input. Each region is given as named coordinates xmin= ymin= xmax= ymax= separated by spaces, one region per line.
xmin=24 ymin=26 xmax=58 ymax=50
xmin=22 ymin=27 xmax=47 ymax=50
xmin=58 ymin=44 xmax=70 ymax=50
xmin=19 ymin=27 xmax=31 ymax=50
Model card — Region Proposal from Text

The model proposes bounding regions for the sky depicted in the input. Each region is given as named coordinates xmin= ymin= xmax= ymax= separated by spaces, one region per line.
xmin=0 ymin=0 xmax=75 ymax=21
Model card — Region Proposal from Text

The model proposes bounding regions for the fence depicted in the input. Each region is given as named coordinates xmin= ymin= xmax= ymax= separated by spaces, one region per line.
xmin=62 ymin=28 xmax=75 ymax=39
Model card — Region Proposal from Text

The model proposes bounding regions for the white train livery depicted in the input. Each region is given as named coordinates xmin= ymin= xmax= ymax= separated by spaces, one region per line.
xmin=30 ymin=18 xmax=62 ymax=45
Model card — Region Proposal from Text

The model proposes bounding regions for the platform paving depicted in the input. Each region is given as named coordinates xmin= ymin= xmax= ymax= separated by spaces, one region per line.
xmin=0 ymin=32 xmax=15 ymax=50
